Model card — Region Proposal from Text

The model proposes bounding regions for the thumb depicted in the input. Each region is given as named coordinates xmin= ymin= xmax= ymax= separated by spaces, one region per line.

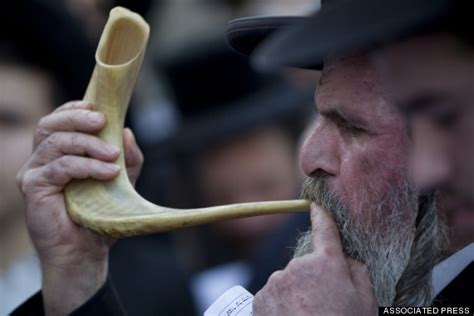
xmin=123 ymin=128 xmax=144 ymax=185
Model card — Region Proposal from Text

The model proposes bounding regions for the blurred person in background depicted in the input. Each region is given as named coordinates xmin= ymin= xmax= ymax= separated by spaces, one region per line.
xmin=369 ymin=0 xmax=474 ymax=242
xmin=0 ymin=1 xmax=94 ymax=314
xmin=365 ymin=0 xmax=474 ymax=306
xmin=150 ymin=41 xmax=313 ymax=314
xmin=0 ymin=41 xmax=53 ymax=316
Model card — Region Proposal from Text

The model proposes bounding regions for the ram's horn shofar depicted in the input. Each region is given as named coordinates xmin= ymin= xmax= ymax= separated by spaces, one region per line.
xmin=64 ymin=7 xmax=310 ymax=237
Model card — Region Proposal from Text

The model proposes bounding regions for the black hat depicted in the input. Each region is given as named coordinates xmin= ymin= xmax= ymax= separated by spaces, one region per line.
xmin=226 ymin=0 xmax=465 ymax=70
xmin=154 ymin=39 xmax=313 ymax=155
xmin=1 ymin=0 xmax=95 ymax=101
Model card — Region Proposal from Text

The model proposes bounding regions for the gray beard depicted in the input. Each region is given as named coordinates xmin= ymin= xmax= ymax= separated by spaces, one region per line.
xmin=295 ymin=175 xmax=419 ymax=306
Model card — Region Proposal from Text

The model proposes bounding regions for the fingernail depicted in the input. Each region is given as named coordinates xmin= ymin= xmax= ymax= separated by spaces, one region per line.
xmin=105 ymin=144 xmax=120 ymax=155
xmin=87 ymin=112 xmax=104 ymax=124
xmin=106 ymin=164 xmax=120 ymax=172
xmin=127 ymin=128 xmax=136 ymax=143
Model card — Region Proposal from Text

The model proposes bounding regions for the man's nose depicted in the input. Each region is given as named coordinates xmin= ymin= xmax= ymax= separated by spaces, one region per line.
xmin=299 ymin=122 xmax=339 ymax=177
xmin=411 ymin=117 xmax=451 ymax=191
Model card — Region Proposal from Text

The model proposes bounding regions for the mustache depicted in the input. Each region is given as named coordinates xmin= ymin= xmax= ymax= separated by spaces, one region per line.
xmin=298 ymin=173 xmax=355 ymax=257
xmin=297 ymin=172 xmax=423 ymax=306
xmin=300 ymin=173 xmax=347 ymax=215
xmin=300 ymin=175 xmax=325 ymax=203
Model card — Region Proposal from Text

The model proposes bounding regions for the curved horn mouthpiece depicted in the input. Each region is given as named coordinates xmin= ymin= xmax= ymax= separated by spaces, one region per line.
xmin=64 ymin=7 xmax=310 ymax=237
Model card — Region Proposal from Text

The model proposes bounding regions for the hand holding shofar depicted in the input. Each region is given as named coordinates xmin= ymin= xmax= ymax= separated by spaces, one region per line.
xmin=65 ymin=7 xmax=310 ymax=237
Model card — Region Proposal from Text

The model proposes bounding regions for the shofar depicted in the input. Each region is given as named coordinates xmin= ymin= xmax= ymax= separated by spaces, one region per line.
xmin=64 ymin=7 xmax=310 ymax=237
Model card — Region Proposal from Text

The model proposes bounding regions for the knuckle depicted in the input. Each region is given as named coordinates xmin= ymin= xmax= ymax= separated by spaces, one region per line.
xmin=65 ymin=112 xmax=77 ymax=127
xmin=267 ymin=270 xmax=283 ymax=284
xmin=51 ymin=156 xmax=72 ymax=182
xmin=47 ymin=132 xmax=61 ymax=146
xmin=40 ymin=133 xmax=61 ymax=154
xmin=284 ymin=257 xmax=313 ymax=282
xmin=34 ymin=123 xmax=49 ymax=140
xmin=56 ymin=101 xmax=74 ymax=111
xmin=318 ymin=245 xmax=336 ymax=258
xmin=18 ymin=169 xmax=35 ymax=194
xmin=285 ymin=257 xmax=304 ymax=274
xmin=69 ymin=133 xmax=82 ymax=149
xmin=314 ymin=253 xmax=341 ymax=275
xmin=45 ymin=162 xmax=58 ymax=183
xmin=37 ymin=116 xmax=48 ymax=129
xmin=64 ymin=101 xmax=78 ymax=109
xmin=16 ymin=169 xmax=25 ymax=192
xmin=57 ymin=155 xmax=73 ymax=173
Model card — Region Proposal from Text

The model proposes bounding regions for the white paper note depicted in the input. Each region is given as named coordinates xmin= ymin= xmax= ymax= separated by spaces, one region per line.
xmin=204 ymin=285 xmax=254 ymax=316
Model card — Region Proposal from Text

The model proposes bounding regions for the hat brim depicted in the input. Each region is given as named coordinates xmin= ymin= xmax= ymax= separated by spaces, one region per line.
xmin=226 ymin=0 xmax=453 ymax=71
xmin=226 ymin=16 xmax=307 ymax=57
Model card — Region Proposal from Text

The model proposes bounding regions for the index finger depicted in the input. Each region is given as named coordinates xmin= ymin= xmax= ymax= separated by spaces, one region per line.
xmin=53 ymin=100 xmax=92 ymax=113
xmin=310 ymin=202 xmax=345 ymax=257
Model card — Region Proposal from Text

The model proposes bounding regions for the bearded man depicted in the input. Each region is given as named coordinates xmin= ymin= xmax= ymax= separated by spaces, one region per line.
xmin=225 ymin=0 xmax=472 ymax=313
xmin=249 ymin=54 xmax=446 ymax=315
xmin=12 ymin=50 xmax=446 ymax=316
xmin=12 ymin=3 xmax=451 ymax=316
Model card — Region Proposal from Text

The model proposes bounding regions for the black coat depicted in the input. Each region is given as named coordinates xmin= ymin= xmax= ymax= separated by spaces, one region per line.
xmin=11 ymin=213 xmax=310 ymax=315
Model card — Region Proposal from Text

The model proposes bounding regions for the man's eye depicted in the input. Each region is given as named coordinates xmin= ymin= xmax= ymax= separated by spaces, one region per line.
xmin=341 ymin=123 xmax=365 ymax=135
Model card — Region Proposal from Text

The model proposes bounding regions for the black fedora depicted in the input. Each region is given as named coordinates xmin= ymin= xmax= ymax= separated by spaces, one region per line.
xmin=226 ymin=0 xmax=462 ymax=71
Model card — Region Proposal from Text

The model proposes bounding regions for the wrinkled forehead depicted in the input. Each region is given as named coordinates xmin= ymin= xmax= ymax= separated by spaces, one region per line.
xmin=315 ymin=55 xmax=397 ymax=120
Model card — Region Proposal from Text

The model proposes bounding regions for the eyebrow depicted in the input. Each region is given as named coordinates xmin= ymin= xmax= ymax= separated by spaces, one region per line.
xmin=322 ymin=108 xmax=366 ymax=127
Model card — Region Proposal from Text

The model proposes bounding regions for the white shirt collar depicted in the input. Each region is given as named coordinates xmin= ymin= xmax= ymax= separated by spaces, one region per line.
xmin=431 ymin=242 xmax=474 ymax=297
